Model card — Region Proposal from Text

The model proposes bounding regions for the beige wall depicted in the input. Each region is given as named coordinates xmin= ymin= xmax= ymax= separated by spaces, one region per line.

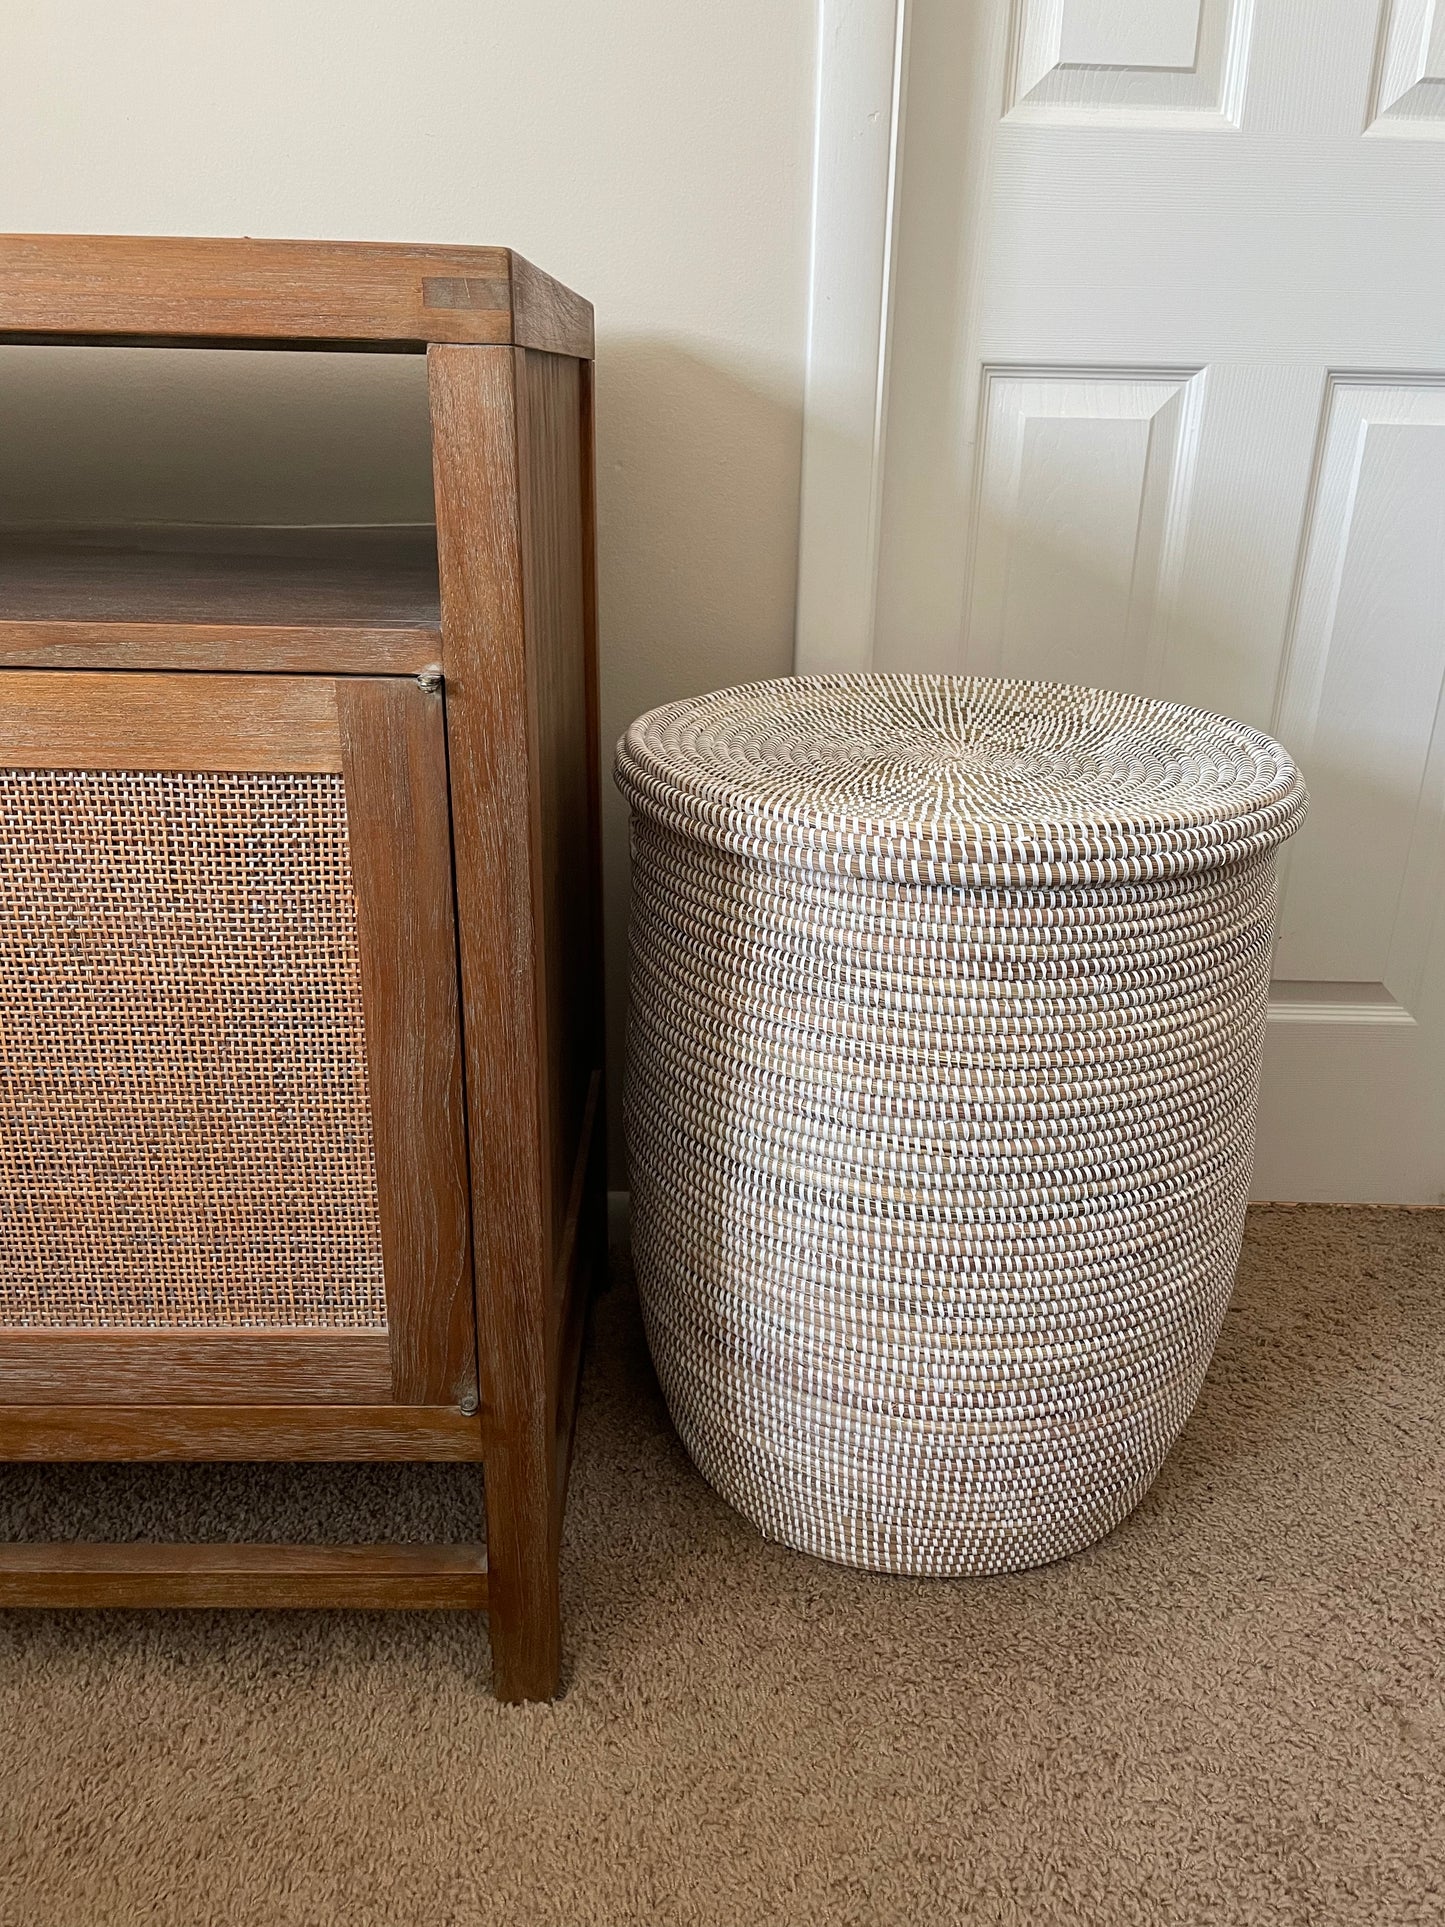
xmin=0 ymin=1 xmax=817 ymax=1166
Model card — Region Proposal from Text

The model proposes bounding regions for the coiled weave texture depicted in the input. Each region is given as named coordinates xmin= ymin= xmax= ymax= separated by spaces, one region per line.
xmin=617 ymin=676 xmax=1306 ymax=1577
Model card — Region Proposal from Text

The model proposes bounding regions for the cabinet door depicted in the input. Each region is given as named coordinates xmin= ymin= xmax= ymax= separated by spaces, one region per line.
xmin=0 ymin=672 xmax=474 ymax=1411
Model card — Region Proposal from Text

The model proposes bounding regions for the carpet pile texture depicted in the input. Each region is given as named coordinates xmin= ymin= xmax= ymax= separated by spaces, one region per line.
xmin=1 ymin=1205 xmax=1442 ymax=1926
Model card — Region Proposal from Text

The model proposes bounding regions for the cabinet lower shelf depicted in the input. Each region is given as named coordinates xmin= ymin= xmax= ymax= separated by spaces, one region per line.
xmin=0 ymin=1540 xmax=489 ymax=1609
xmin=0 ymin=1405 xmax=486 ymax=1461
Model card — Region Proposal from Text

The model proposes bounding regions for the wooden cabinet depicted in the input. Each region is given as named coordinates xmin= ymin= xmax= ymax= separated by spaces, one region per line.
xmin=0 ymin=236 xmax=605 ymax=1702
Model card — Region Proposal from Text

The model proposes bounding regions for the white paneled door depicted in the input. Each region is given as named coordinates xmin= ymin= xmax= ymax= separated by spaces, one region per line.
xmin=864 ymin=0 xmax=1445 ymax=1201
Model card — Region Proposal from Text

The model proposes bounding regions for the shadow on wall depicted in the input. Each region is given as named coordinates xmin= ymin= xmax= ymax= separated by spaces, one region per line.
xmin=0 ymin=342 xmax=437 ymax=523
xmin=0 ymin=333 xmax=807 ymax=1184
xmin=594 ymin=336 xmax=805 ymax=1176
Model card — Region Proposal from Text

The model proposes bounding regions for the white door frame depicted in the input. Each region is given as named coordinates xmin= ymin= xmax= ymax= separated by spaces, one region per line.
xmin=793 ymin=0 xmax=910 ymax=676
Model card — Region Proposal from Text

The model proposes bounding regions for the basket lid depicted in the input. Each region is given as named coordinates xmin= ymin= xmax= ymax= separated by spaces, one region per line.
xmin=615 ymin=674 xmax=1307 ymax=886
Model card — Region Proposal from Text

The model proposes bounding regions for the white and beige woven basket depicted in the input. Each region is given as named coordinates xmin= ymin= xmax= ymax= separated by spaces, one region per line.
xmin=616 ymin=675 xmax=1306 ymax=1577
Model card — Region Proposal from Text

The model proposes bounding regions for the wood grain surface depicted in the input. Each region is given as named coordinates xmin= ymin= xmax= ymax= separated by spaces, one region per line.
xmin=515 ymin=349 xmax=601 ymax=1273
xmin=0 ymin=524 xmax=441 ymax=623
xmin=0 ymin=1332 xmax=392 ymax=1405
xmin=0 ymin=234 xmax=592 ymax=354
xmin=430 ymin=343 xmax=559 ymax=1701
xmin=552 ymin=1070 xmax=605 ymax=1523
xmin=337 ymin=677 xmax=476 ymax=1409
xmin=0 ymin=668 xmax=344 ymax=769
xmin=0 ymin=1404 xmax=485 ymax=1461
xmin=0 ymin=623 xmax=441 ymax=674
xmin=0 ymin=1540 xmax=489 ymax=1609
xmin=558 ymin=349 xmax=608 ymax=1522
xmin=510 ymin=254 xmax=595 ymax=360
xmin=428 ymin=342 xmax=605 ymax=1700
xmin=0 ymin=524 xmax=442 ymax=669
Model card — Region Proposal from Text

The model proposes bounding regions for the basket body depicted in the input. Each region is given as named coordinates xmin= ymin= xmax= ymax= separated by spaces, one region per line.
xmin=617 ymin=676 xmax=1305 ymax=1577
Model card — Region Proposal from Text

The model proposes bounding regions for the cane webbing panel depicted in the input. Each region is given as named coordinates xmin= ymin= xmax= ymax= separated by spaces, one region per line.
xmin=0 ymin=767 xmax=387 ymax=1331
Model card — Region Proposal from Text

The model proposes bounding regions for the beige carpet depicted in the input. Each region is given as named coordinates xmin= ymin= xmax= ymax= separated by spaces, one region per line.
xmin=2 ymin=1205 xmax=1443 ymax=1927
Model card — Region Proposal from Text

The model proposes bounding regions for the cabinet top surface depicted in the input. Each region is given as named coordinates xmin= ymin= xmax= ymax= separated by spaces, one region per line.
xmin=0 ymin=233 xmax=592 ymax=357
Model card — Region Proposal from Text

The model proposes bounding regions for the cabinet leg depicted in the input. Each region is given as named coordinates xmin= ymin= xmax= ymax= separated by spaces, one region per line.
xmin=482 ymin=1431 xmax=560 ymax=1702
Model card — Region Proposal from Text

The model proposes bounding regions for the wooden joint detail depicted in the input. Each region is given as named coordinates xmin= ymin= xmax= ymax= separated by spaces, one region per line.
xmin=423 ymin=276 xmax=511 ymax=314
xmin=509 ymin=254 xmax=595 ymax=359
xmin=0 ymin=234 xmax=592 ymax=353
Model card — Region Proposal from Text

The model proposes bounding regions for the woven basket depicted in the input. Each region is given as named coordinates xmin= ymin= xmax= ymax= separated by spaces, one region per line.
xmin=615 ymin=675 xmax=1307 ymax=1577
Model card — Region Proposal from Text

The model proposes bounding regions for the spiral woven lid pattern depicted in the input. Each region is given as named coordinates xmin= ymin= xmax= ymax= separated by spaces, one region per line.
xmin=616 ymin=674 xmax=1307 ymax=886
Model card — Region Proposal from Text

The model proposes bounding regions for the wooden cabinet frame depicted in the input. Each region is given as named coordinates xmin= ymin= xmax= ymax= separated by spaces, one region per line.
xmin=0 ymin=237 xmax=605 ymax=1702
